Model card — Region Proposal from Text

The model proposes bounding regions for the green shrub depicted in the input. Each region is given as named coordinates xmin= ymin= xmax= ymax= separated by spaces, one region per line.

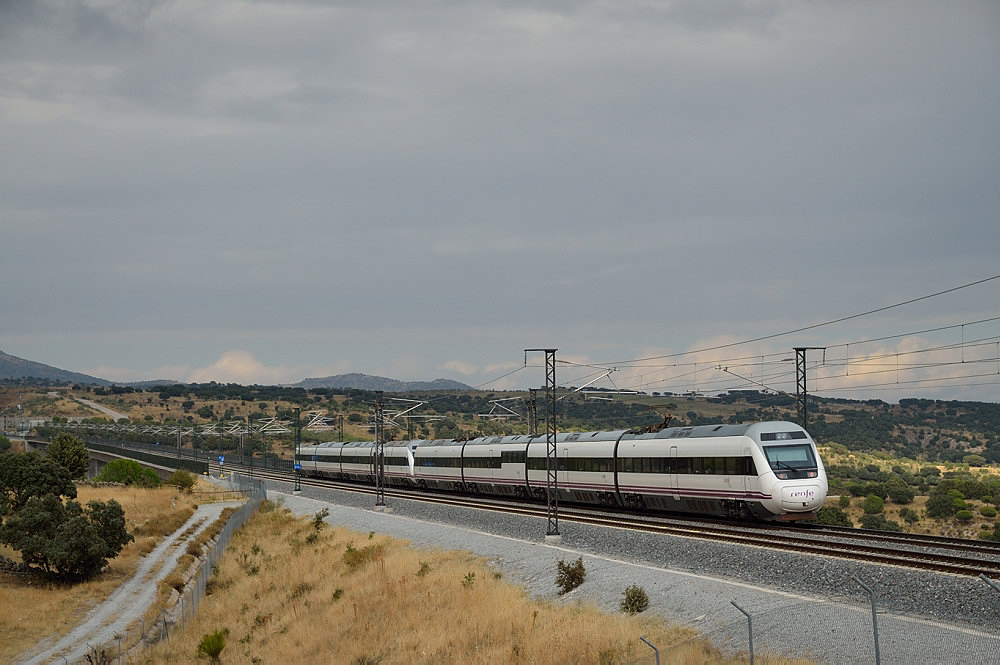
xmin=620 ymin=585 xmax=649 ymax=614
xmin=886 ymin=478 xmax=915 ymax=504
xmin=167 ymin=469 xmax=196 ymax=492
xmin=197 ymin=628 xmax=229 ymax=662
xmin=899 ymin=507 xmax=920 ymax=524
xmin=926 ymin=491 xmax=956 ymax=518
xmin=813 ymin=506 xmax=853 ymax=527
xmin=555 ymin=557 xmax=586 ymax=594
xmin=312 ymin=507 xmax=330 ymax=531
xmin=980 ymin=505 xmax=997 ymax=518
xmin=859 ymin=514 xmax=903 ymax=532
xmin=838 ymin=495 xmax=851 ymax=508
xmin=95 ymin=459 xmax=161 ymax=487
xmin=955 ymin=510 xmax=974 ymax=522
xmin=862 ymin=494 xmax=884 ymax=515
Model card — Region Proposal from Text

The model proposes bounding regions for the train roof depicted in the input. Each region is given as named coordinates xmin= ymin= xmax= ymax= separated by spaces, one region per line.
xmin=299 ymin=421 xmax=807 ymax=450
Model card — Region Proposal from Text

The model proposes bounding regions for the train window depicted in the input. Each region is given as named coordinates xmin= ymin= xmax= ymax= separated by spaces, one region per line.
xmin=501 ymin=451 xmax=526 ymax=465
xmin=763 ymin=444 xmax=816 ymax=471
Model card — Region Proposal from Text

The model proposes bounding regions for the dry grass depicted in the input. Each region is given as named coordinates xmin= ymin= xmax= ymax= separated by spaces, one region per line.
xmin=0 ymin=484 xmax=203 ymax=663
xmin=140 ymin=506 xmax=809 ymax=665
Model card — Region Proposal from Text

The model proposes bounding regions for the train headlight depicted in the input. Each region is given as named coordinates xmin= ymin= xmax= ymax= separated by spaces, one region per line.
xmin=776 ymin=472 xmax=788 ymax=480
xmin=807 ymin=471 xmax=817 ymax=478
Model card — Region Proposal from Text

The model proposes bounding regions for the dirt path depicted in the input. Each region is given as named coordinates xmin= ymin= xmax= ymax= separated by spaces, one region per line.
xmin=18 ymin=501 xmax=242 ymax=665
xmin=72 ymin=397 xmax=130 ymax=422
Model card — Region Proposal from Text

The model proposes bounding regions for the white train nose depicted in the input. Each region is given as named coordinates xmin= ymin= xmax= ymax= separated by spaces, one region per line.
xmin=780 ymin=485 xmax=823 ymax=511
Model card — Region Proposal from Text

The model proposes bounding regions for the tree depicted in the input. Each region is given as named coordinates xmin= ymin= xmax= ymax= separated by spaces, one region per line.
xmin=0 ymin=452 xmax=131 ymax=580
xmin=0 ymin=435 xmax=10 ymax=453
xmin=0 ymin=494 xmax=131 ymax=580
xmin=46 ymin=432 xmax=90 ymax=479
xmin=0 ymin=452 xmax=76 ymax=516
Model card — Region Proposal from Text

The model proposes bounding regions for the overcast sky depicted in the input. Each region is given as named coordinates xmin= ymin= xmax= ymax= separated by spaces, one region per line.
xmin=2 ymin=0 xmax=998 ymax=402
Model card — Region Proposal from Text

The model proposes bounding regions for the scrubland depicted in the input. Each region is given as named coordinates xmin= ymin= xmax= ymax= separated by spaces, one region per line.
xmin=140 ymin=502 xmax=809 ymax=665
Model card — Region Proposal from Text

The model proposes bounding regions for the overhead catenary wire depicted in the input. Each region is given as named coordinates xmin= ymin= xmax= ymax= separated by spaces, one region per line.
xmin=592 ymin=274 xmax=1000 ymax=367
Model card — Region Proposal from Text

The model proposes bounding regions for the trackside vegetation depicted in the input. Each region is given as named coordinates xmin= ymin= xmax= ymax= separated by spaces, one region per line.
xmin=139 ymin=504 xmax=810 ymax=665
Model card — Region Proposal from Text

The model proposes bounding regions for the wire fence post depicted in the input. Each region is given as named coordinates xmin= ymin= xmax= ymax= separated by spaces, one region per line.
xmin=853 ymin=575 xmax=881 ymax=665
xmin=731 ymin=600 xmax=754 ymax=665
xmin=639 ymin=636 xmax=660 ymax=665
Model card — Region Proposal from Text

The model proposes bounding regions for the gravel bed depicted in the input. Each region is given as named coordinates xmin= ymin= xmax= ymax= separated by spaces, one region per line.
xmin=237 ymin=476 xmax=1000 ymax=663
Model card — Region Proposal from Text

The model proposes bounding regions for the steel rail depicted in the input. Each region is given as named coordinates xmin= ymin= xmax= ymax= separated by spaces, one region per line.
xmin=241 ymin=466 xmax=1000 ymax=578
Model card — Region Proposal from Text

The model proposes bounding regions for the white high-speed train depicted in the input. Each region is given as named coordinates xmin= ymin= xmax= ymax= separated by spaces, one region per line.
xmin=297 ymin=421 xmax=827 ymax=520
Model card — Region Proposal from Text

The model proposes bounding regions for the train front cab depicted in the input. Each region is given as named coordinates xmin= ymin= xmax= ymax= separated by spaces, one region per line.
xmin=749 ymin=425 xmax=827 ymax=520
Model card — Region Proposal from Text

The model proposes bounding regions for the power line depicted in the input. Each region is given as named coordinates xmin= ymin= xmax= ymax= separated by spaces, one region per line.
xmin=596 ymin=274 xmax=1000 ymax=366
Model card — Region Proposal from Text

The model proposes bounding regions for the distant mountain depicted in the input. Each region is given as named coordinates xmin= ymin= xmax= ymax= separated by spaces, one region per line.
xmin=293 ymin=373 xmax=472 ymax=392
xmin=0 ymin=350 xmax=111 ymax=385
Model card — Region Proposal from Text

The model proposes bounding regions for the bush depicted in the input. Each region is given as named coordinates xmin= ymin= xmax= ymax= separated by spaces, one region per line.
xmin=167 ymin=469 xmax=196 ymax=492
xmin=885 ymin=477 xmax=914 ymax=504
xmin=963 ymin=454 xmax=987 ymax=467
xmin=838 ymin=495 xmax=851 ymax=508
xmin=95 ymin=459 xmax=161 ymax=487
xmin=899 ymin=507 xmax=920 ymax=524
xmin=620 ymin=585 xmax=649 ymax=614
xmin=926 ymin=491 xmax=956 ymax=518
xmin=862 ymin=494 xmax=884 ymax=515
xmin=859 ymin=514 xmax=903 ymax=532
xmin=197 ymin=628 xmax=229 ymax=662
xmin=955 ymin=510 xmax=975 ymax=522
xmin=813 ymin=506 xmax=853 ymax=527
xmin=981 ymin=505 xmax=997 ymax=518
xmin=555 ymin=557 xmax=586 ymax=594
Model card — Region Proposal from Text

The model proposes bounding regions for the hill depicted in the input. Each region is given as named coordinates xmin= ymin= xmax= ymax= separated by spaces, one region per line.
xmin=292 ymin=373 xmax=472 ymax=392
xmin=0 ymin=350 xmax=110 ymax=386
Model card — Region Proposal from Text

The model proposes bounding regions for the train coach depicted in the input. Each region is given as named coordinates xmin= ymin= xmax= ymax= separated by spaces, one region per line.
xmin=297 ymin=420 xmax=827 ymax=521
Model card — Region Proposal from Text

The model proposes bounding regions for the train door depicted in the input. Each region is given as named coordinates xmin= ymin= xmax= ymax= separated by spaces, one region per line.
xmin=743 ymin=446 xmax=752 ymax=492
xmin=669 ymin=446 xmax=678 ymax=494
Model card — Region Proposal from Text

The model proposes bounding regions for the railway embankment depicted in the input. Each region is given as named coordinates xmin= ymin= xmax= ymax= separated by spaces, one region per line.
xmin=254 ymin=475 xmax=1000 ymax=663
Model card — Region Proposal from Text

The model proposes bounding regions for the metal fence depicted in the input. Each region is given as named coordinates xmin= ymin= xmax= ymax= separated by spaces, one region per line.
xmin=75 ymin=436 xmax=297 ymax=474
xmin=98 ymin=474 xmax=268 ymax=663
xmin=614 ymin=574 xmax=1000 ymax=665
xmin=176 ymin=473 xmax=266 ymax=624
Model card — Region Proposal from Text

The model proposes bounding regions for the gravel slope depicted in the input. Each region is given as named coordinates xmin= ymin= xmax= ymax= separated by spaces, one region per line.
xmin=256 ymin=477 xmax=1000 ymax=664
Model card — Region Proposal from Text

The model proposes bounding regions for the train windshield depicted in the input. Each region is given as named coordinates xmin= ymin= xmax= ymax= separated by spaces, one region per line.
xmin=763 ymin=444 xmax=817 ymax=476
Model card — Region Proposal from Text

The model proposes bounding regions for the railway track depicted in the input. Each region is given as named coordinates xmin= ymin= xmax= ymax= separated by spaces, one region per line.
xmin=231 ymin=464 xmax=1000 ymax=579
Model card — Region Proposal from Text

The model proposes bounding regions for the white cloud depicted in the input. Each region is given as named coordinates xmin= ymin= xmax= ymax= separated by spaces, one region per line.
xmin=440 ymin=360 xmax=479 ymax=375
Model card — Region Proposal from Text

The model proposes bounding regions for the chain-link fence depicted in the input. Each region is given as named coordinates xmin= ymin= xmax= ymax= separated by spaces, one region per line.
xmin=93 ymin=474 xmax=268 ymax=664
xmin=623 ymin=575 xmax=1000 ymax=665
